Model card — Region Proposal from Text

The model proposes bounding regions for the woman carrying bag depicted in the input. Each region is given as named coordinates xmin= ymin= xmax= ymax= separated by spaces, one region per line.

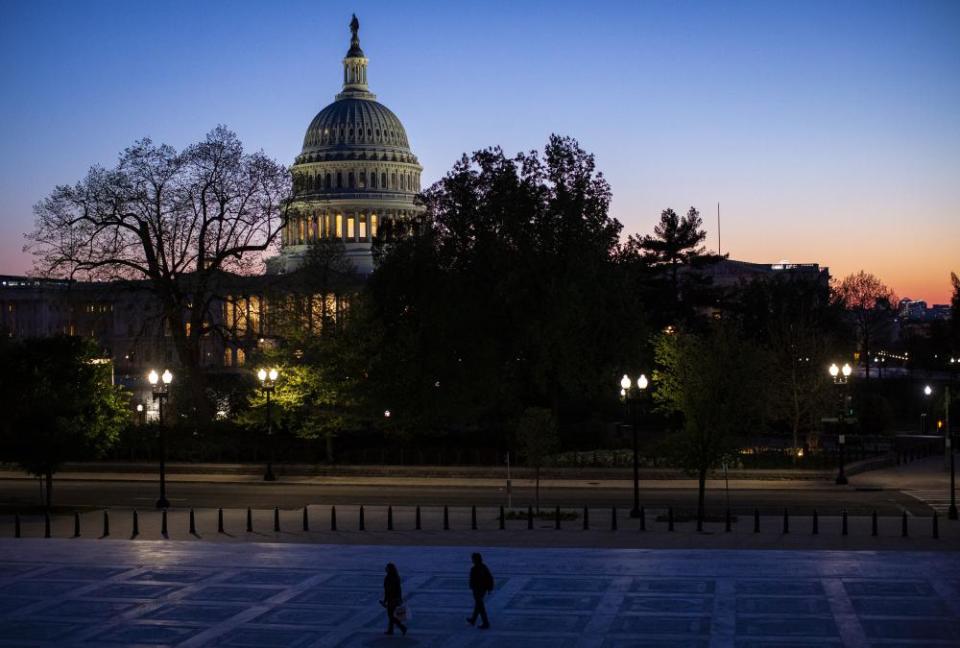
xmin=381 ymin=562 xmax=408 ymax=636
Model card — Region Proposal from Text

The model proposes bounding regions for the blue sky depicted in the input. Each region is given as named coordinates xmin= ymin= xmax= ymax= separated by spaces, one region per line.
xmin=1 ymin=0 xmax=958 ymax=300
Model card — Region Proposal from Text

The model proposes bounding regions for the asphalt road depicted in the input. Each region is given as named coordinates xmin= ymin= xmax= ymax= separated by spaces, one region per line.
xmin=0 ymin=478 xmax=930 ymax=516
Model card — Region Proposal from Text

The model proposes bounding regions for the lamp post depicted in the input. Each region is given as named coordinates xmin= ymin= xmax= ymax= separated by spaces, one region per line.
xmin=620 ymin=373 xmax=649 ymax=518
xmin=258 ymin=367 xmax=279 ymax=482
xmin=135 ymin=403 xmax=145 ymax=426
xmin=922 ymin=384 xmax=932 ymax=436
xmin=147 ymin=369 xmax=173 ymax=509
xmin=829 ymin=362 xmax=852 ymax=485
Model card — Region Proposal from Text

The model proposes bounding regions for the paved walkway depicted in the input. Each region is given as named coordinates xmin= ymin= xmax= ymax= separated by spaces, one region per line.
xmin=0 ymin=540 xmax=958 ymax=647
xmin=852 ymin=456 xmax=957 ymax=515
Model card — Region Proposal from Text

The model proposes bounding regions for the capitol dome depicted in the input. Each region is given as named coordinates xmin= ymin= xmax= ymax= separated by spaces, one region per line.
xmin=276 ymin=14 xmax=423 ymax=275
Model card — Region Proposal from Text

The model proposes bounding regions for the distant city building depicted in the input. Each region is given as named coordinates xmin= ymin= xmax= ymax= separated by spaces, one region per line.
xmin=898 ymin=298 xmax=952 ymax=321
xmin=703 ymin=259 xmax=830 ymax=289
xmin=270 ymin=14 xmax=423 ymax=275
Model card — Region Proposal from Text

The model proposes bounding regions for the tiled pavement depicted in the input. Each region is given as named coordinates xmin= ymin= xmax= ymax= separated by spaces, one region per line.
xmin=0 ymin=540 xmax=959 ymax=647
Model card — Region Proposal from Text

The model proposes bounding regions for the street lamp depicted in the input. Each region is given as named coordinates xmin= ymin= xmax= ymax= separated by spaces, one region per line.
xmin=828 ymin=362 xmax=852 ymax=485
xmin=620 ymin=373 xmax=649 ymax=518
xmin=135 ymin=403 xmax=145 ymax=426
xmin=148 ymin=368 xmax=173 ymax=508
xmin=258 ymin=367 xmax=279 ymax=481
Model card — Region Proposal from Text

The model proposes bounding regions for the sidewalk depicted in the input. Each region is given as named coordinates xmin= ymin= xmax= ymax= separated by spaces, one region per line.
xmin=852 ymin=455 xmax=957 ymax=514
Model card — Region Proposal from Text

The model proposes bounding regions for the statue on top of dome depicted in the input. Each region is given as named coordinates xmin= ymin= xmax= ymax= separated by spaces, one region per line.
xmin=350 ymin=14 xmax=359 ymax=40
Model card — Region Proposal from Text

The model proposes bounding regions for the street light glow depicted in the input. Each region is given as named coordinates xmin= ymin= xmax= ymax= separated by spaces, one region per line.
xmin=268 ymin=368 xmax=279 ymax=382
xmin=924 ymin=385 xmax=933 ymax=397
xmin=136 ymin=403 xmax=143 ymax=412
xmin=384 ymin=409 xmax=391 ymax=418
xmin=257 ymin=368 xmax=267 ymax=382
xmin=620 ymin=374 xmax=631 ymax=390
xmin=161 ymin=369 xmax=173 ymax=385
xmin=841 ymin=363 xmax=852 ymax=377
xmin=637 ymin=374 xmax=649 ymax=390
xmin=147 ymin=369 xmax=159 ymax=385
xmin=829 ymin=363 xmax=839 ymax=377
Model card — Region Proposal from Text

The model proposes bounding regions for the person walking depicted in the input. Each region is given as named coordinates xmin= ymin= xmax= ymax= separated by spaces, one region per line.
xmin=381 ymin=562 xmax=407 ymax=636
xmin=466 ymin=552 xmax=494 ymax=629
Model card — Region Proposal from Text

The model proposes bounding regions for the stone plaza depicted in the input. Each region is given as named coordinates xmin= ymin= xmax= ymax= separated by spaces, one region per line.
xmin=1 ymin=539 xmax=959 ymax=647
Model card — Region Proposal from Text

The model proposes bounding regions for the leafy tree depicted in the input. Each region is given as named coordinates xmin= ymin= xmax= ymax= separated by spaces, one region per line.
xmin=653 ymin=323 xmax=768 ymax=525
xmin=0 ymin=336 xmax=128 ymax=508
xmin=514 ymin=407 xmax=559 ymax=512
xmin=638 ymin=207 xmax=710 ymax=310
xmin=27 ymin=127 xmax=292 ymax=419
xmin=835 ymin=271 xmax=896 ymax=380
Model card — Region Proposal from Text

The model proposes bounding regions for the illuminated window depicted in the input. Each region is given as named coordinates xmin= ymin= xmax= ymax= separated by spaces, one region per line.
xmin=370 ymin=213 xmax=378 ymax=237
xmin=336 ymin=214 xmax=343 ymax=238
xmin=359 ymin=213 xmax=367 ymax=239
xmin=298 ymin=218 xmax=305 ymax=243
xmin=347 ymin=215 xmax=355 ymax=239
xmin=223 ymin=349 xmax=233 ymax=367
xmin=308 ymin=215 xmax=315 ymax=240
xmin=236 ymin=348 xmax=246 ymax=366
xmin=249 ymin=295 xmax=261 ymax=334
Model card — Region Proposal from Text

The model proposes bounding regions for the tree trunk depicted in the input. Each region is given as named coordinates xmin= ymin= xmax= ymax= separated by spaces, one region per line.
xmin=535 ymin=465 xmax=541 ymax=513
xmin=697 ymin=468 xmax=706 ymax=526
xmin=325 ymin=432 xmax=335 ymax=464
xmin=45 ymin=470 xmax=53 ymax=510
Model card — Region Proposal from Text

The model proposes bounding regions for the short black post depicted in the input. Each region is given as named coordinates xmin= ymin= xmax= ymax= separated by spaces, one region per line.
xmin=132 ymin=510 xmax=139 ymax=537
xmin=554 ymin=505 xmax=561 ymax=530
xmin=359 ymin=505 xmax=365 ymax=531
xmin=528 ymin=506 xmax=534 ymax=530
xmin=611 ymin=506 xmax=618 ymax=531
xmin=583 ymin=506 xmax=590 ymax=530
xmin=500 ymin=506 xmax=505 ymax=530
xmin=415 ymin=505 xmax=421 ymax=530
xmin=668 ymin=507 xmax=675 ymax=532
xmin=331 ymin=506 xmax=337 ymax=531
xmin=812 ymin=510 xmax=819 ymax=535
xmin=871 ymin=510 xmax=878 ymax=537
xmin=933 ymin=513 xmax=939 ymax=539
xmin=189 ymin=508 xmax=197 ymax=535
xmin=302 ymin=506 xmax=309 ymax=532
xmin=161 ymin=509 xmax=168 ymax=537
xmin=73 ymin=512 xmax=81 ymax=538
xmin=901 ymin=511 xmax=908 ymax=537
xmin=387 ymin=505 xmax=394 ymax=531
xmin=471 ymin=505 xmax=477 ymax=530
xmin=724 ymin=508 xmax=731 ymax=533
xmin=273 ymin=507 xmax=280 ymax=532
xmin=14 ymin=513 xmax=21 ymax=538
xmin=44 ymin=512 xmax=51 ymax=538
xmin=696 ymin=510 xmax=703 ymax=533
xmin=443 ymin=505 xmax=450 ymax=530
xmin=842 ymin=509 xmax=848 ymax=536
xmin=103 ymin=510 xmax=110 ymax=537
xmin=217 ymin=508 xmax=224 ymax=534
xmin=246 ymin=507 xmax=253 ymax=533
xmin=783 ymin=508 xmax=789 ymax=534
xmin=753 ymin=508 xmax=760 ymax=533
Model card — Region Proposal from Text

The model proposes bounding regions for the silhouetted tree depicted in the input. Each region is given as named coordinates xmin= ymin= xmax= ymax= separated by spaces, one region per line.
xmin=640 ymin=207 xmax=707 ymax=304
xmin=835 ymin=271 xmax=896 ymax=380
xmin=27 ymin=127 xmax=292 ymax=419
xmin=515 ymin=407 xmax=559 ymax=512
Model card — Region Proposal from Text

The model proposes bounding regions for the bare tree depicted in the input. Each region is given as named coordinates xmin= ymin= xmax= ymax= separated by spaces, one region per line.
xmin=835 ymin=271 xmax=896 ymax=381
xmin=27 ymin=126 xmax=292 ymax=417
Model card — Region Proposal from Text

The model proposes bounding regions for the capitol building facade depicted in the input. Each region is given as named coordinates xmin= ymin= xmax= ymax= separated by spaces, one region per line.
xmin=273 ymin=15 xmax=423 ymax=275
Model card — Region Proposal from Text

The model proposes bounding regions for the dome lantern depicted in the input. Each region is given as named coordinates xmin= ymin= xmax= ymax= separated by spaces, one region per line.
xmin=337 ymin=14 xmax=375 ymax=101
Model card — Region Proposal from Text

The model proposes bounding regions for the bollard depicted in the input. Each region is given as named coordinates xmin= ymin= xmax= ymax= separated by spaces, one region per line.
xmin=583 ymin=506 xmax=590 ymax=530
xmin=871 ymin=510 xmax=878 ymax=537
xmin=724 ymin=508 xmax=731 ymax=533
xmin=14 ymin=513 xmax=21 ymax=538
xmin=161 ymin=509 xmax=168 ymax=537
xmin=528 ymin=506 xmax=534 ymax=530
xmin=246 ymin=507 xmax=253 ymax=533
xmin=471 ymin=505 xmax=477 ymax=531
xmin=387 ymin=505 xmax=394 ymax=531
xmin=359 ymin=505 xmax=365 ymax=531
xmin=273 ymin=507 xmax=280 ymax=532
xmin=668 ymin=507 xmax=675 ymax=532
xmin=611 ymin=506 xmax=618 ymax=531
xmin=500 ymin=506 xmax=505 ymax=530
xmin=640 ymin=506 xmax=646 ymax=532
xmin=73 ymin=512 xmax=81 ymax=538
xmin=303 ymin=506 xmax=309 ymax=532
xmin=132 ymin=510 xmax=140 ymax=538
xmin=812 ymin=510 xmax=819 ymax=535
xmin=443 ymin=505 xmax=450 ymax=530
xmin=331 ymin=506 xmax=337 ymax=531
xmin=842 ymin=510 xmax=848 ymax=536
xmin=554 ymin=506 xmax=561 ymax=530
xmin=218 ymin=508 xmax=224 ymax=534
xmin=415 ymin=505 xmax=421 ymax=530
xmin=933 ymin=513 xmax=939 ymax=539
xmin=189 ymin=509 xmax=197 ymax=535
xmin=783 ymin=508 xmax=789 ymax=534
xmin=44 ymin=512 xmax=51 ymax=538
xmin=901 ymin=511 xmax=908 ymax=537
xmin=753 ymin=508 xmax=760 ymax=534
xmin=102 ymin=510 xmax=110 ymax=537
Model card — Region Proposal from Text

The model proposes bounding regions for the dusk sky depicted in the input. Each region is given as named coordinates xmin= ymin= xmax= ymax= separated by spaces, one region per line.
xmin=1 ymin=0 xmax=958 ymax=302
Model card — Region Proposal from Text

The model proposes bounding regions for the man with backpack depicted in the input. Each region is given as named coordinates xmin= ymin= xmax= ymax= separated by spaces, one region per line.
xmin=466 ymin=552 xmax=494 ymax=629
